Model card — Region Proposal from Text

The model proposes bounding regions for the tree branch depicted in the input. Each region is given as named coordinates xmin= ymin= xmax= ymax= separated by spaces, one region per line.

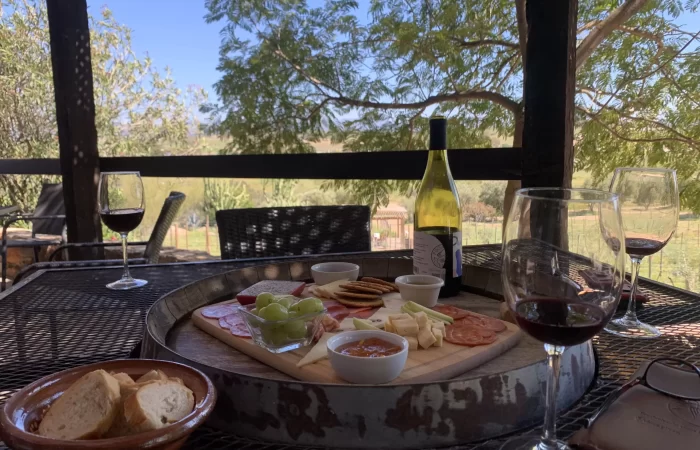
xmin=576 ymin=0 xmax=649 ymax=70
xmin=329 ymin=90 xmax=520 ymax=113
xmin=452 ymin=38 xmax=519 ymax=50
xmin=515 ymin=0 xmax=527 ymax=65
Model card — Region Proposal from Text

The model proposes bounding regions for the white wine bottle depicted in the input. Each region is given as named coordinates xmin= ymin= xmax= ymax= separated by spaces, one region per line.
xmin=413 ymin=117 xmax=462 ymax=297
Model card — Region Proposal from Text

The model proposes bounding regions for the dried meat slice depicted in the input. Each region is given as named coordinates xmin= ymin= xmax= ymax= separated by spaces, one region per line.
xmin=457 ymin=312 xmax=507 ymax=333
xmin=432 ymin=304 xmax=470 ymax=320
xmin=445 ymin=324 xmax=497 ymax=346
xmin=201 ymin=304 xmax=239 ymax=319
xmin=347 ymin=307 xmax=376 ymax=320
xmin=223 ymin=313 xmax=251 ymax=338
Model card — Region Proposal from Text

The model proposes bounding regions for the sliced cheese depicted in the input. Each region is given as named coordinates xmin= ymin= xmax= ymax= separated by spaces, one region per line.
xmin=367 ymin=307 xmax=403 ymax=328
xmin=432 ymin=327 xmax=444 ymax=347
xmin=296 ymin=333 xmax=332 ymax=367
xmin=313 ymin=279 xmax=350 ymax=299
xmin=405 ymin=336 xmax=418 ymax=351
xmin=431 ymin=320 xmax=445 ymax=333
xmin=388 ymin=313 xmax=412 ymax=322
xmin=384 ymin=321 xmax=395 ymax=333
xmin=414 ymin=312 xmax=429 ymax=329
xmin=418 ymin=326 xmax=437 ymax=349
xmin=382 ymin=295 xmax=407 ymax=311
xmin=393 ymin=318 xmax=419 ymax=336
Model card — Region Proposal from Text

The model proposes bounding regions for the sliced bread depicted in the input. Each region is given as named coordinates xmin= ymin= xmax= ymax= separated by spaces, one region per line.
xmin=38 ymin=370 xmax=121 ymax=440
xmin=136 ymin=369 xmax=168 ymax=384
xmin=124 ymin=380 xmax=194 ymax=432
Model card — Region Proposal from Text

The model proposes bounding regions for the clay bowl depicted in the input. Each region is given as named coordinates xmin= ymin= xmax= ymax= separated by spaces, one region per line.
xmin=0 ymin=359 xmax=216 ymax=450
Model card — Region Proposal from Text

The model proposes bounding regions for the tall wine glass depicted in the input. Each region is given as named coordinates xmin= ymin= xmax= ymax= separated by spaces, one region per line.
xmin=98 ymin=172 xmax=147 ymax=290
xmin=604 ymin=168 xmax=678 ymax=338
xmin=501 ymin=188 xmax=625 ymax=450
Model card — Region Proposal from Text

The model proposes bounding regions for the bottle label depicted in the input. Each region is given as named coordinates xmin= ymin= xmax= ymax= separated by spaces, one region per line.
xmin=452 ymin=231 xmax=463 ymax=278
xmin=413 ymin=231 xmax=446 ymax=279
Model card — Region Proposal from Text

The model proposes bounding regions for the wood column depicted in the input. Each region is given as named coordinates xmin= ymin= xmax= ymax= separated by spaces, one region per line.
xmin=46 ymin=0 xmax=102 ymax=258
xmin=521 ymin=0 xmax=577 ymax=189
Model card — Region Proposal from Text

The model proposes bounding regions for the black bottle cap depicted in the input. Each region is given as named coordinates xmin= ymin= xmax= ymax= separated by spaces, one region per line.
xmin=429 ymin=116 xmax=447 ymax=150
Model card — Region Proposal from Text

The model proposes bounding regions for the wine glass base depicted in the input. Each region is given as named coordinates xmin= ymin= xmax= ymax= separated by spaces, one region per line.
xmin=500 ymin=436 xmax=571 ymax=450
xmin=501 ymin=436 xmax=571 ymax=450
xmin=106 ymin=278 xmax=148 ymax=290
xmin=604 ymin=317 xmax=660 ymax=339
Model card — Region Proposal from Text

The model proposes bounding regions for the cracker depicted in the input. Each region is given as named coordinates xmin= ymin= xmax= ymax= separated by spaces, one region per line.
xmin=339 ymin=284 xmax=383 ymax=295
xmin=349 ymin=281 xmax=391 ymax=293
xmin=361 ymin=277 xmax=399 ymax=291
xmin=335 ymin=291 xmax=380 ymax=300
xmin=335 ymin=297 xmax=384 ymax=308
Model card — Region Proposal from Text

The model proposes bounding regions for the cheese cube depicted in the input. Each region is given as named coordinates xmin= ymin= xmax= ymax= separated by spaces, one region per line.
xmin=384 ymin=320 xmax=395 ymax=334
xmin=405 ymin=336 xmax=418 ymax=351
xmin=418 ymin=326 xmax=437 ymax=349
xmin=414 ymin=312 xmax=429 ymax=329
xmin=393 ymin=318 xmax=420 ymax=336
xmin=389 ymin=313 xmax=412 ymax=322
xmin=432 ymin=328 xmax=444 ymax=347
xmin=431 ymin=321 xmax=445 ymax=333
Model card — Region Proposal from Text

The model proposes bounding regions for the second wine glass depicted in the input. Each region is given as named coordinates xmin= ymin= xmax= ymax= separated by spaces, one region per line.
xmin=605 ymin=167 xmax=678 ymax=339
xmin=98 ymin=171 xmax=148 ymax=290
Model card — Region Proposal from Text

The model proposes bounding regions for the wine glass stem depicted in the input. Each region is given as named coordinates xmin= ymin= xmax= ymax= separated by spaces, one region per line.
xmin=622 ymin=257 xmax=643 ymax=322
xmin=121 ymin=233 xmax=131 ymax=280
xmin=541 ymin=344 xmax=564 ymax=449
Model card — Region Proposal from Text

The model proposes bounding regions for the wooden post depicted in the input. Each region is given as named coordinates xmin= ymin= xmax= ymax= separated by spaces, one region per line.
xmin=521 ymin=0 xmax=577 ymax=246
xmin=174 ymin=223 xmax=179 ymax=248
xmin=205 ymin=216 xmax=211 ymax=255
xmin=169 ymin=226 xmax=173 ymax=247
xmin=46 ymin=0 xmax=102 ymax=258
xmin=185 ymin=226 xmax=189 ymax=249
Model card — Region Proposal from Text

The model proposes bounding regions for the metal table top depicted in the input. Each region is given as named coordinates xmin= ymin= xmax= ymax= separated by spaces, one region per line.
xmin=1 ymin=245 xmax=698 ymax=449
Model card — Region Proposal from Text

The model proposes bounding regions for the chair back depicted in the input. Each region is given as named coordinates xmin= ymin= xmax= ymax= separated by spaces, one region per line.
xmin=32 ymin=183 xmax=66 ymax=236
xmin=216 ymin=205 xmax=371 ymax=260
xmin=143 ymin=192 xmax=186 ymax=263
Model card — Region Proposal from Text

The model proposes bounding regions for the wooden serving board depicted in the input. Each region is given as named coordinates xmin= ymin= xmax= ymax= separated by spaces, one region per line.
xmin=191 ymin=291 xmax=522 ymax=384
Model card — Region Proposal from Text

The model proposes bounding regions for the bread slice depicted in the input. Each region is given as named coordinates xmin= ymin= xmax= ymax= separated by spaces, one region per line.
xmin=124 ymin=380 xmax=194 ymax=432
xmin=136 ymin=369 xmax=168 ymax=383
xmin=38 ymin=370 xmax=121 ymax=440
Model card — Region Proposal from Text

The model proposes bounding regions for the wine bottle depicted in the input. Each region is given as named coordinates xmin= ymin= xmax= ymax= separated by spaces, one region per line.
xmin=413 ymin=116 xmax=462 ymax=297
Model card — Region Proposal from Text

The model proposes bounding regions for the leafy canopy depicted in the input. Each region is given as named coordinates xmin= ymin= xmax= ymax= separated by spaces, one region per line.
xmin=204 ymin=0 xmax=700 ymax=211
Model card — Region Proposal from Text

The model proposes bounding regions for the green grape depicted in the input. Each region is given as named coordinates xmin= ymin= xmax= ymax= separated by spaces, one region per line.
xmin=259 ymin=303 xmax=289 ymax=321
xmin=295 ymin=297 xmax=324 ymax=315
xmin=274 ymin=295 xmax=295 ymax=309
xmin=284 ymin=320 xmax=307 ymax=339
xmin=261 ymin=326 xmax=287 ymax=346
xmin=255 ymin=292 xmax=276 ymax=309
xmin=250 ymin=308 xmax=259 ymax=316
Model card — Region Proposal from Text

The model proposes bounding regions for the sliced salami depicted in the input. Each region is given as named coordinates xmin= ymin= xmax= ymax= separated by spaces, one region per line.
xmin=432 ymin=304 xmax=470 ymax=320
xmin=456 ymin=312 xmax=507 ymax=333
xmin=223 ymin=313 xmax=251 ymax=338
xmin=218 ymin=317 xmax=232 ymax=329
xmin=201 ymin=304 xmax=239 ymax=319
xmin=445 ymin=324 xmax=497 ymax=346
xmin=348 ymin=307 xmax=376 ymax=320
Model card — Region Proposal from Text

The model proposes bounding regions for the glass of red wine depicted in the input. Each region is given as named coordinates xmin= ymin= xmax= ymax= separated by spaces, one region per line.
xmin=604 ymin=168 xmax=678 ymax=339
xmin=98 ymin=171 xmax=147 ymax=290
xmin=501 ymin=188 xmax=625 ymax=450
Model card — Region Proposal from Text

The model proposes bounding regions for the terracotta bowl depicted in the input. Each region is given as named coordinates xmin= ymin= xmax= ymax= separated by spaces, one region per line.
xmin=0 ymin=359 xmax=217 ymax=450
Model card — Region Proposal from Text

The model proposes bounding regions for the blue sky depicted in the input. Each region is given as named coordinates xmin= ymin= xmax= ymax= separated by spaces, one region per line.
xmin=87 ymin=1 xmax=700 ymax=102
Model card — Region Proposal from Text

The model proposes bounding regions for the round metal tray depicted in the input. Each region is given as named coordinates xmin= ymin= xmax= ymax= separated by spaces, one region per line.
xmin=141 ymin=257 xmax=596 ymax=449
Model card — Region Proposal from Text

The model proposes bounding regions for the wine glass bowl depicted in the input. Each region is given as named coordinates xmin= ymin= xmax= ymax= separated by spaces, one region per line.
xmin=501 ymin=188 xmax=625 ymax=450
xmin=98 ymin=171 xmax=148 ymax=290
xmin=605 ymin=168 xmax=679 ymax=339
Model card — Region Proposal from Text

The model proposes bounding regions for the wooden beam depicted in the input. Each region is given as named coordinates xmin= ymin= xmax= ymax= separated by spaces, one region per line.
xmin=46 ymin=0 xmax=102 ymax=255
xmin=521 ymin=0 xmax=577 ymax=188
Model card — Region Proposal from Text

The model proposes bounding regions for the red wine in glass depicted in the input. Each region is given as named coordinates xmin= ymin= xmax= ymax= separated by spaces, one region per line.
xmin=515 ymin=299 xmax=609 ymax=347
xmin=100 ymin=208 xmax=144 ymax=234
xmin=624 ymin=237 xmax=666 ymax=258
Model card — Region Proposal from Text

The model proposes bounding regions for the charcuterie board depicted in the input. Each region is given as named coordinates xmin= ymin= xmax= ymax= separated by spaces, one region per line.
xmin=191 ymin=289 xmax=521 ymax=384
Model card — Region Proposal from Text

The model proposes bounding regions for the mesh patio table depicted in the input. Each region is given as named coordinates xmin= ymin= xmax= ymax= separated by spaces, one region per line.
xmin=0 ymin=244 xmax=698 ymax=449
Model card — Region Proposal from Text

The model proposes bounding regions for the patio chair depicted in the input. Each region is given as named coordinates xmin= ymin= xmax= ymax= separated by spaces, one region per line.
xmin=12 ymin=191 xmax=185 ymax=287
xmin=1 ymin=183 xmax=66 ymax=291
xmin=215 ymin=205 xmax=371 ymax=260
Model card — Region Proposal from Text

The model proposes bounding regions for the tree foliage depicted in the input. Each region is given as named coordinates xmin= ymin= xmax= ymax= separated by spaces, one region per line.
xmin=0 ymin=0 xmax=206 ymax=211
xmin=203 ymin=178 xmax=253 ymax=221
xmin=205 ymin=0 xmax=700 ymax=212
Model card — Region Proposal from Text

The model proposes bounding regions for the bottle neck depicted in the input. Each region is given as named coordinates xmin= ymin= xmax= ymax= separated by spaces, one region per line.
xmin=426 ymin=149 xmax=449 ymax=174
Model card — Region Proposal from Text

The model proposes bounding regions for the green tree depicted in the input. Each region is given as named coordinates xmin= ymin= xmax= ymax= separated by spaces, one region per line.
xmin=262 ymin=179 xmax=301 ymax=207
xmin=205 ymin=0 xmax=700 ymax=213
xmin=203 ymin=178 xmax=253 ymax=222
xmin=0 ymin=0 xmax=206 ymax=211
xmin=479 ymin=181 xmax=507 ymax=214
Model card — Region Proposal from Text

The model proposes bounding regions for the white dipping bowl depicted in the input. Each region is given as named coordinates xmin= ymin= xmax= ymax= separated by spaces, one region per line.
xmin=327 ymin=330 xmax=408 ymax=384
xmin=311 ymin=262 xmax=359 ymax=285
xmin=395 ymin=274 xmax=444 ymax=307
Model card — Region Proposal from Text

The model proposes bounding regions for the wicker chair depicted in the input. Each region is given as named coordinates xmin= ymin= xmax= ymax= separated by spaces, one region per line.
xmin=12 ymin=192 xmax=185 ymax=286
xmin=215 ymin=205 xmax=371 ymax=260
